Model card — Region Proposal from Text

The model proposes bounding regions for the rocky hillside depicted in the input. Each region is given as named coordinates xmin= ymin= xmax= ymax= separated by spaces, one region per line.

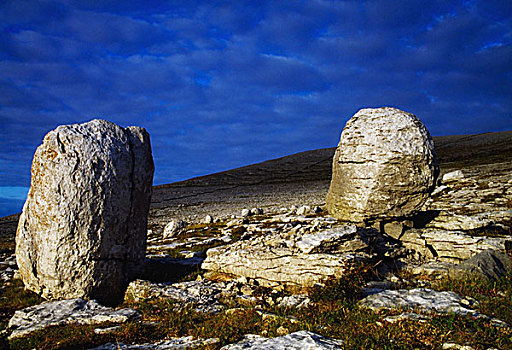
xmin=149 ymin=130 xmax=512 ymax=227
xmin=0 ymin=130 xmax=511 ymax=350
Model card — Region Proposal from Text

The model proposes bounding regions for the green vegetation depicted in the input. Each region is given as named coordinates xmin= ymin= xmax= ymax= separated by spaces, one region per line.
xmin=2 ymin=264 xmax=511 ymax=350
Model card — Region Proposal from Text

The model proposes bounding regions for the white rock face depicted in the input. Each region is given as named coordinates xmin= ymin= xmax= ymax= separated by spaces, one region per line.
xmin=202 ymin=226 xmax=371 ymax=288
xmin=221 ymin=331 xmax=344 ymax=350
xmin=16 ymin=119 xmax=154 ymax=305
xmin=163 ymin=220 xmax=187 ymax=239
xmin=442 ymin=170 xmax=465 ymax=183
xmin=326 ymin=107 xmax=438 ymax=222
xmin=359 ymin=288 xmax=480 ymax=316
xmin=8 ymin=298 xmax=139 ymax=339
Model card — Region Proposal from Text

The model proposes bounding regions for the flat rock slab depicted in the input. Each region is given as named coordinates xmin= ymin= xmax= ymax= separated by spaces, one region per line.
xmin=8 ymin=298 xmax=139 ymax=339
xmin=401 ymin=228 xmax=510 ymax=262
xmin=202 ymin=226 xmax=372 ymax=288
xmin=89 ymin=337 xmax=220 ymax=349
xmin=359 ymin=288 xmax=479 ymax=316
xmin=220 ymin=331 xmax=344 ymax=350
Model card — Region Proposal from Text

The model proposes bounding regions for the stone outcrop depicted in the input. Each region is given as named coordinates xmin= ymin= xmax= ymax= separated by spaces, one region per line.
xmin=16 ymin=119 xmax=154 ymax=305
xmin=8 ymin=298 xmax=139 ymax=339
xmin=326 ymin=107 xmax=438 ymax=223
xmin=220 ymin=331 xmax=344 ymax=350
xmin=201 ymin=225 xmax=373 ymax=288
xmin=360 ymin=288 xmax=480 ymax=316
xmin=401 ymin=228 xmax=510 ymax=262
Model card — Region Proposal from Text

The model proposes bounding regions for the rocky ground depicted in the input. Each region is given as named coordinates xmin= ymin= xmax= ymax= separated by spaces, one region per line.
xmin=0 ymin=131 xmax=511 ymax=349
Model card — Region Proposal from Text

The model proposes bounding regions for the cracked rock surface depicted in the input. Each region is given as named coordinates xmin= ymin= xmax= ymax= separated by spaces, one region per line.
xmin=8 ymin=298 xmax=139 ymax=340
xmin=201 ymin=225 xmax=373 ymax=288
xmin=15 ymin=119 xmax=154 ymax=305
xmin=326 ymin=107 xmax=438 ymax=222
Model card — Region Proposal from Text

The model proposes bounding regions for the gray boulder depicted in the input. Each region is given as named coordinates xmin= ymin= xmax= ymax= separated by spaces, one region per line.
xmin=326 ymin=107 xmax=438 ymax=223
xmin=452 ymin=249 xmax=512 ymax=280
xmin=16 ymin=119 xmax=154 ymax=305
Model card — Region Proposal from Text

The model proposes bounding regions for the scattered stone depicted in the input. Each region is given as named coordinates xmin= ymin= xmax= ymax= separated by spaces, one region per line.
xmin=241 ymin=209 xmax=251 ymax=217
xmin=359 ymin=288 xmax=479 ymax=316
xmin=326 ymin=107 xmax=438 ymax=223
xmin=442 ymin=343 xmax=474 ymax=350
xmin=296 ymin=206 xmax=311 ymax=216
xmin=431 ymin=185 xmax=449 ymax=196
xmin=401 ymin=228 xmax=510 ymax=262
xmin=8 ymin=298 xmax=140 ymax=339
xmin=15 ymin=119 xmax=154 ymax=305
xmin=451 ymin=249 xmax=512 ymax=280
xmin=250 ymin=208 xmax=264 ymax=216
xmin=93 ymin=325 xmax=122 ymax=334
xmin=163 ymin=220 xmax=187 ymax=239
xmin=89 ymin=337 xmax=220 ymax=350
xmin=383 ymin=221 xmax=405 ymax=240
xmin=383 ymin=312 xmax=431 ymax=323
xmin=442 ymin=170 xmax=465 ymax=183
xmin=126 ymin=279 xmax=252 ymax=314
xmin=277 ymin=294 xmax=311 ymax=309
xmin=220 ymin=330 xmax=344 ymax=350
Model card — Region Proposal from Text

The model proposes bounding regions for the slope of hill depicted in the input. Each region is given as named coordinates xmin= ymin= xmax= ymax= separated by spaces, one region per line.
xmin=149 ymin=131 xmax=512 ymax=227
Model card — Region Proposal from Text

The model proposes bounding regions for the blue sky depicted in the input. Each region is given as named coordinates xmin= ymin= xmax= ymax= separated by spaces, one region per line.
xmin=1 ymin=0 xmax=511 ymax=217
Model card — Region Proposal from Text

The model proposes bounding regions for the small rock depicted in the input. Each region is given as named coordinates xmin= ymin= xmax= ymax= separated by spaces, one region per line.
xmin=383 ymin=312 xmax=431 ymax=323
xmin=241 ymin=209 xmax=251 ymax=217
xmin=277 ymin=294 xmax=311 ymax=309
xmin=451 ymin=249 xmax=512 ymax=280
xmin=442 ymin=170 xmax=465 ymax=183
xmin=296 ymin=206 xmax=311 ymax=216
xmin=442 ymin=343 xmax=474 ymax=350
xmin=313 ymin=206 xmax=323 ymax=214
xmin=383 ymin=222 xmax=404 ymax=240
xmin=204 ymin=215 xmax=214 ymax=224
xmin=432 ymin=185 xmax=449 ymax=196
xmin=163 ymin=220 xmax=187 ymax=239
xmin=250 ymin=208 xmax=264 ymax=216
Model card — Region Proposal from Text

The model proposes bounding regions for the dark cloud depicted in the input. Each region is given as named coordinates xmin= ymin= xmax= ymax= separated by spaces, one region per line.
xmin=0 ymin=0 xmax=511 ymax=216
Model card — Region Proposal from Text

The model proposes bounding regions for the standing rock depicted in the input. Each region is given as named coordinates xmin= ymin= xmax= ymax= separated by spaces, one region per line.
xmin=16 ymin=119 xmax=154 ymax=306
xmin=326 ymin=107 xmax=438 ymax=223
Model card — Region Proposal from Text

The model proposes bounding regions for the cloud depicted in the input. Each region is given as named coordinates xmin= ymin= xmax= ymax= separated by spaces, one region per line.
xmin=0 ymin=0 xmax=511 ymax=216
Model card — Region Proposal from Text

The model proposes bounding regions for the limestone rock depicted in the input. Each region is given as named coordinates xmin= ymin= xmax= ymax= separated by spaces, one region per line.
xmin=89 ymin=337 xmax=220 ymax=350
xmin=163 ymin=220 xmax=187 ymax=239
xmin=442 ymin=170 xmax=465 ymax=183
xmin=125 ymin=279 xmax=231 ymax=313
xmin=202 ymin=226 xmax=372 ymax=288
xmin=452 ymin=249 xmax=512 ymax=280
xmin=359 ymin=288 xmax=480 ymax=316
xmin=220 ymin=330 xmax=344 ymax=350
xmin=401 ymin=228 xmax=510 ymax=262
xmin=8 ymin=298 xmax=139 ymax=339
xmin=16 ymin=119 xmax=154 ymax=305
xmin=326 ymin=107 xmax=438 ymax=222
